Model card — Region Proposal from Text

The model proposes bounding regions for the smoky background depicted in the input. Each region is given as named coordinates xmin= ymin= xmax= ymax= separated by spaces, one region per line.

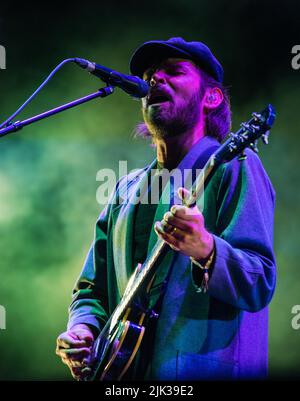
xmin=0 ymin=0 xmax=299 ymax=379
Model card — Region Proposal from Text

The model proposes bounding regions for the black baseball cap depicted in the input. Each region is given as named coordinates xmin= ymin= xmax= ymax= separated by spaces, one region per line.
xmin=130 ymin=37 xmax=224 ymax=83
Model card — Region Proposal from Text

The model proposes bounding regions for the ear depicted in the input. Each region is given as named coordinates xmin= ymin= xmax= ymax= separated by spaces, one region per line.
xmin=203 ymin=87 xmax=224 ymax=110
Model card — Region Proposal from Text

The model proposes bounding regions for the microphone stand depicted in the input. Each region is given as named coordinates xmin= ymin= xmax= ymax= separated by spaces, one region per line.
xmin=0 ymin=85 xmax=114 ymax=138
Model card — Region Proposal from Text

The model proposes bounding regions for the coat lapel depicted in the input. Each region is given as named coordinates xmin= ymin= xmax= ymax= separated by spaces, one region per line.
xmin=112 ymin=159 xmax=157 ymax=296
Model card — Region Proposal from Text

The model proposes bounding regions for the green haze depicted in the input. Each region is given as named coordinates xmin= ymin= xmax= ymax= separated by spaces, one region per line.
xmin=0 ymin=0 xmax=299 ymax=380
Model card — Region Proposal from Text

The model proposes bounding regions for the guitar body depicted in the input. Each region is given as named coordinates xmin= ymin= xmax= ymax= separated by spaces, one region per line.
xmin=83 ymin=262 xmax=154 ymax=382
xmin=91 ymin=309 xmax=146 ymax=381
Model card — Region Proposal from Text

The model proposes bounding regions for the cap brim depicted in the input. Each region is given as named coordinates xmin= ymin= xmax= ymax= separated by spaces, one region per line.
xmin=130 ymin=42 xmax=192 ymax=77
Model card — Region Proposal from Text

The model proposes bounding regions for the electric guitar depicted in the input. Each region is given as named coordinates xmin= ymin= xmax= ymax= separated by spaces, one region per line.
xmin=81 ymin=104 xmax=276 ymax=381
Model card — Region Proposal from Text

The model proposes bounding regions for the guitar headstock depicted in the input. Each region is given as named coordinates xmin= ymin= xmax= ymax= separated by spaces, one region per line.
xmin=215 ymin=104 xmax=276 ymax=164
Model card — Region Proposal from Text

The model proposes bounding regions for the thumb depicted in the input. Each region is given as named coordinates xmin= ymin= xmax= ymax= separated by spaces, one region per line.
xmin=75 ymin=329 xmax=94 ymax=344
xmin=177 ymin=187 xmax=200 ymax=214
xmin=177 ymin=187 xmax=190 ymax=203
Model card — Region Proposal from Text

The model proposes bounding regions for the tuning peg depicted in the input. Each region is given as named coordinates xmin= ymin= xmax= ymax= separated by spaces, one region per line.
xmin=250 ymin=140 xmax=259 ymax=153
xmin=252 ymin=112 xmax=262 ymax=122
xmin=241 ymin=122 xmax=260 ymax=135
xmin=241 ymin=132 xmax=249 ymax=141
xmin=240 ymin=123 xmax=249 ymax=141
xmin=241 ymin=122 xmax=250 ymax=131
xmin=262 ymin=131 xmax=269 ymax=145
xmin=228 ymin=142 xmax=238 ymax=152
xmin=238 ymin=150 xmax=247 ymax=161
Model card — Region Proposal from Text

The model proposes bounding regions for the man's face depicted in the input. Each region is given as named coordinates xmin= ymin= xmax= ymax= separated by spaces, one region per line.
xmin=142 ymin=58 xmax=203 ymax=139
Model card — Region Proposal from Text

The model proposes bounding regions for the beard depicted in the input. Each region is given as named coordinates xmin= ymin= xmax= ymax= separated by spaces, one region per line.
xmin=142 ymin=90 xmax=202 ymax=140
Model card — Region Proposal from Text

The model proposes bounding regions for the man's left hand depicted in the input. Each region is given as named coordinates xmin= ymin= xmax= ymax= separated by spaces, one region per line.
xmin=154 ymin=187 xmax=214 ymax=260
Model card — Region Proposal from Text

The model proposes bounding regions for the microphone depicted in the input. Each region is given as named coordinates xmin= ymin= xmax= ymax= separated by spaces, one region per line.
xmin=74 ymin=58 xmax=149 ymax=98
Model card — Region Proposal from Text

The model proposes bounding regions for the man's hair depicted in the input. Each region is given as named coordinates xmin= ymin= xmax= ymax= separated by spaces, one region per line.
xmin=134 ymin=67 xmax=231 ymax=143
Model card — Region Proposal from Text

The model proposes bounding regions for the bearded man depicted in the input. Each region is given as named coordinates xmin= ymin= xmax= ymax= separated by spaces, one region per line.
xmin=56 ymin=37 xmax=276 ymax=381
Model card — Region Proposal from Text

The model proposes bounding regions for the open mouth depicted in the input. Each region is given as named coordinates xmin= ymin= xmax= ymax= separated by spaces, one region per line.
xmin=147 ymin=94 xmax=171 ymax=106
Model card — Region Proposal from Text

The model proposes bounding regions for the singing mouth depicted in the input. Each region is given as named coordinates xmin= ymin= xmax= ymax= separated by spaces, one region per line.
xmin=147 ymin=93 xmax=171 ymax=106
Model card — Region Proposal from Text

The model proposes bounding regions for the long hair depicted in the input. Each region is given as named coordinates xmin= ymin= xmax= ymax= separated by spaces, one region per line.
xmin=134 ymin=67 xmax=231 ymax=143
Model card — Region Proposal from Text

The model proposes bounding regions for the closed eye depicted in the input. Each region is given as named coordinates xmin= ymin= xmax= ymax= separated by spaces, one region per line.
xmin=166 ymin=68 xmax=186 ymax=76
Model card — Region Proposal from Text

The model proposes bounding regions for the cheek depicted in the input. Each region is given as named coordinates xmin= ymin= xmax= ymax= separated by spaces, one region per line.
xmin=177 ymin=76 xmax=201 ymax=97
xmin=173 ymin=93 xmax=190 ymax=110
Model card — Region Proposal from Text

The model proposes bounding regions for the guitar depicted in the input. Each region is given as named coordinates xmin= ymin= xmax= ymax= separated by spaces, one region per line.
xmin=81 ymin=104 xmax=276 ymax=381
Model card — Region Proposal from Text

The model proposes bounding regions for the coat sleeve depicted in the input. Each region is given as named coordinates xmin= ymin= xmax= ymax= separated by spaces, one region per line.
xmin=67 ymin=201 xmax=111 ymax=335
xmin=192 ymin=150 xmax=276 ymax=312
xmin=66 ymin=172 xmax=127 ymax=334
xmin=66 ymin=169 xmax=145 ymax=334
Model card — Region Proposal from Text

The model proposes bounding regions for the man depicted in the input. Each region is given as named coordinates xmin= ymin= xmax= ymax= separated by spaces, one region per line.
xmin=56 ymin=37 xmax=276 ymax=380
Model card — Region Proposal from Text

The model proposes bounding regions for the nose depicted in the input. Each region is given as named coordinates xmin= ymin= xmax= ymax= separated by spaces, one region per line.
xmin=150 ymin=70 xmax=166 ymax=87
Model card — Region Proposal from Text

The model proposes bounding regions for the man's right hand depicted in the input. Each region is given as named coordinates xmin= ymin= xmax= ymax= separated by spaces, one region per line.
xmin=56 ymin=324 xmax=95 ymax=380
